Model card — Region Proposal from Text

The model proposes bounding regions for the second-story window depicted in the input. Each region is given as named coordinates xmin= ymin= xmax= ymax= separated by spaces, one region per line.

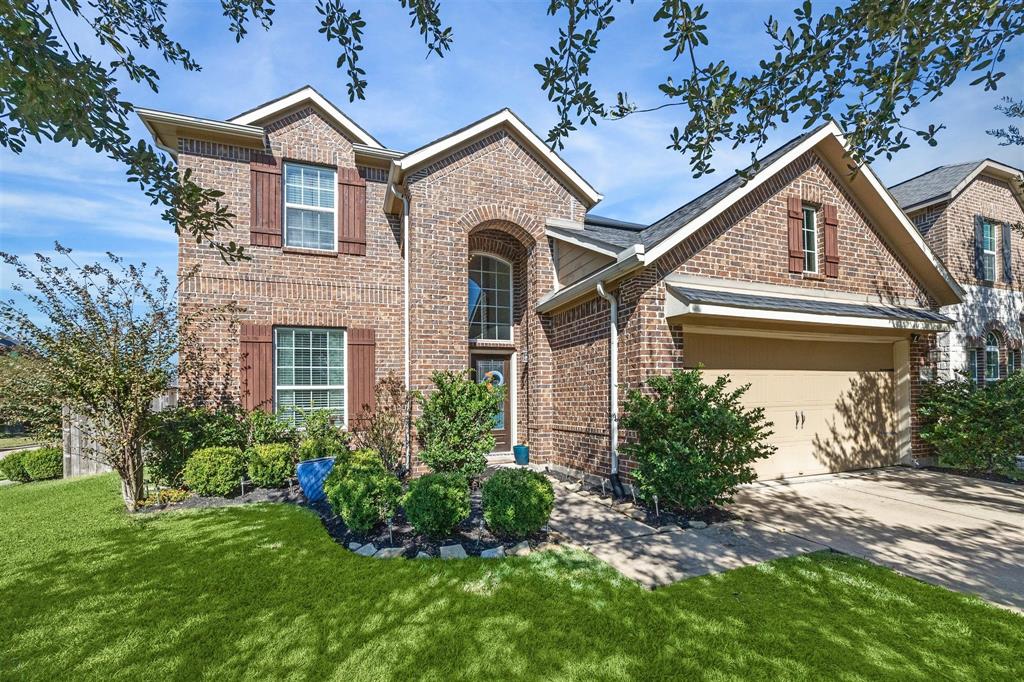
xmin=802 ymin=206 xmax=818 ymax=273
xmin=284 ymin=163 xmax=336 ymax=251
xmin=981 ymin=220 xmax=997 ymax=281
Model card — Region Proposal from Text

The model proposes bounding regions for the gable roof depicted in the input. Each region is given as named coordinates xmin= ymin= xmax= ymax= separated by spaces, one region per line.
xmin=384 ymin=108 xmax=603 ymax=212
xmin=229 ymin=85 xmax=384 ymax=148
xmin=539 ymin=121 xmax=964 ymax=312
xmin=888 ymin=159 xmax=1024 ymax=213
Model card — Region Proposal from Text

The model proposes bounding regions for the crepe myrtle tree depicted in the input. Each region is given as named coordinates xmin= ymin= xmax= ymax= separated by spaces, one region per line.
xmin=2 ymin=1 xmax=1021 ymax=256
xmin=0 ymin=245 xmax=236 ymax=510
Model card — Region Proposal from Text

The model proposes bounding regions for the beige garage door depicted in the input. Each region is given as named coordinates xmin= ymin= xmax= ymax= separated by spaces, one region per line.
xmin=686 ymin=333 xmax=900 ymax=480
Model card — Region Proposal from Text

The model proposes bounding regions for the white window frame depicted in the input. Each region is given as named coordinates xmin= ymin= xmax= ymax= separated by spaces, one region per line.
xmin=468 ymin=252 xmax=514 ymax=343
xmin=1009 ymin=348 xmax=1020 ymax=375
xmin=282 ymin=162 xmax=338 ymax=252
xmin=968 ymin=347 xmax=980 ymax=383
xmin=981 ymin=220 xmax=997 ymax=282
xmin=273 ymin=326 xmax=348 ymax=429
xmin=802 ymin=206 xmax=818 ymax=274
xmin=984 ymin=332 xmax=1000 ymax=383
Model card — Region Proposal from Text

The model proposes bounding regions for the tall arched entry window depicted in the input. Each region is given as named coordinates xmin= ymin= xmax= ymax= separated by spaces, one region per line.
xmin=468 ymin=254 xmax=513 ymax=341
xmin=985 ymin=332 xmax=1001 ymax=383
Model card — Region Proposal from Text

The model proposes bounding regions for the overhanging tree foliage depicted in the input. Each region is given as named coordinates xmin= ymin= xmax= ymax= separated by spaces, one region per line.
xmin=0 ymin=245 xmax=236 ymax=509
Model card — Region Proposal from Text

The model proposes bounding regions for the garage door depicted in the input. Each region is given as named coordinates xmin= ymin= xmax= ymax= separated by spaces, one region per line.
xmin=686 ymin=333 xmax=900 ymax=480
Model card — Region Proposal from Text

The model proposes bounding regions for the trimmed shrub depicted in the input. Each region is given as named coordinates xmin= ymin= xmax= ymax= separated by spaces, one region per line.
xmin=247 ymin=443 xmax=295 ymax=488
xmin=416 ymin=370 xmax=504 ymax=478
xmin=182 ymin=446 xmax=246 ymax=497
xmin=483 ymin=469 xmax=554 ymax=539
xmin=246 ymin=410 xmax=297 ymax=447
xmin=146 ymin=406 xmax=247 ymax=487
xmin=21 ymin=446 xmax=63 ymax=481
xmin=326 ymin=449 xmax=401 ymax=534
xmin=404 ymin=472 xmax=470 ymax=538
xmin=297 ymin=409 xmax=350 ymax=461
xmin=919 ymin=371 xmax=1024 ymax=473
xmin=620 ymin=369 xmax=776 ymax=511
xmin=0 ymin=450 xmax=31 ymax=483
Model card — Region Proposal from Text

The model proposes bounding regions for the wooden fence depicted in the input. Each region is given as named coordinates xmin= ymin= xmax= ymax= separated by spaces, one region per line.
xmin=63 ymin=388 xmax=178 ymax=478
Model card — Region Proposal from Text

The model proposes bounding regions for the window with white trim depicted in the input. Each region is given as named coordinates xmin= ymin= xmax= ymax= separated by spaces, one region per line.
xmin=968 ymin=348 xmax=979 ymax=383
xmin=802 ymin=206 xmax=818 ymax=273
xmin=275 ymin=327 xmax=345 ymax=426
xmin=468 ymin=254 xmax=513 ymax=341
xmin=284 ymin=163 xmax=336 ymax=251
xmin=1009 ymin=348 xmax=1020 ymax=375
xmin=981 ymin=220 xmax=997 ymax=281
xmin=985 ymin=332 xmax=1000 ymax=383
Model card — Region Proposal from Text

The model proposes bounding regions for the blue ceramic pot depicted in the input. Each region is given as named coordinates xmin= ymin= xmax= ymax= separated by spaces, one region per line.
xmin=296 ymin=456 xmax=335 ymax=502
xmin=513 ymin=445 xmax=529 ymax=466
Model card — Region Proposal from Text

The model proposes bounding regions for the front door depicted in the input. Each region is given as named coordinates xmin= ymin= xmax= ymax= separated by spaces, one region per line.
xmin=470 ymin=353 xmax=512 ymax=453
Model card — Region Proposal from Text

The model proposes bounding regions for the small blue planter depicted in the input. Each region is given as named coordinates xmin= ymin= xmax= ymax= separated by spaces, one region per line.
xmin=513 ymin=444 xmax=529 ymax=466
xmin=296 ymin=457 xmax=335 ymax=502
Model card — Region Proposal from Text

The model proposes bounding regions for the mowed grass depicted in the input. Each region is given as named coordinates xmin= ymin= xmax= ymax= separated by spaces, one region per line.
xmin=0 ymin=436 xmax=38 ymax=450
xmin=1 ymin=475 xmax=1022 ymax=681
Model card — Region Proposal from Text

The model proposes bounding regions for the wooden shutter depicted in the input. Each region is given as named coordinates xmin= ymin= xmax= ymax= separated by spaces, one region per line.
xmin=787 ymin=196 xmax=804 ymax=273
xmin=250 ymin=154 xmax=282 ymax=247
xmin=240 ymin=323 xmax=273 ymax=412
xmin=974 ymin=215 xmax=986 ymax=280
xmin=1003 ymin=222 xmax=1014 ymax=283
xmin=337 ymin=167 xmax=367 ymax=255
xmin=346 ymin=328 xmax=376 ymax=429
xmin=823 ymin=203 xmax=839 ymax=278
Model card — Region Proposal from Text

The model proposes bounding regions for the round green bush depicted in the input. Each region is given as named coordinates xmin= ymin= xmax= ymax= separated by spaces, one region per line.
xmin=22 ymin=446 xmax=63 ymax=481
xmin=404 ymin=472 xmax=470 ymax=538
xmin=326 ymin=449 xmax=401 ymax=534
xmin=483 ymin=469 xmax=555 ymax=539
xmin=246 ymin=443 xmax=295 ymax=488
xmin=182 ymin=446 xmax=246 ymax=497
xmin=0 ymin=450 xmax=32 ymax=483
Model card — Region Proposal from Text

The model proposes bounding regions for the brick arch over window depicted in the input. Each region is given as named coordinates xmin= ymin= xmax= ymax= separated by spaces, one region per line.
xmin=966 ymin=321 xmax=1022 ymax=350
xmin=457 ymin=205 xmax=543 ymax=245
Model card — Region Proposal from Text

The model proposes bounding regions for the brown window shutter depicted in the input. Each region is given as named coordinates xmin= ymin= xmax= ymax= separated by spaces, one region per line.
xmin=347 ymin=328 xmax=376 ymax=430
xmin=823 ymin=203 xmax=840 ymax=278
xmin=250 ymin=154 xmax=282 ymax=247
xmin=240 ymin=323 xmax=274 ymax=412
xmin=337 ymin=167 xmax=367 ymax=255
xmin=787 ymin=196 xmax=804 ymax=273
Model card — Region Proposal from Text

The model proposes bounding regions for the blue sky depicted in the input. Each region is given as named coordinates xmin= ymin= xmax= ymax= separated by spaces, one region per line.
xmin=2 ymin=0 xmax=1022 ymax=297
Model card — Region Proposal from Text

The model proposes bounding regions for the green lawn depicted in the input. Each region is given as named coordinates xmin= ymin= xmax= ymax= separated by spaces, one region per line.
xmin=0 ymin=435 xmax=38 ymax=450
xmin=1 ymin=476 xmax=1021 ymax=681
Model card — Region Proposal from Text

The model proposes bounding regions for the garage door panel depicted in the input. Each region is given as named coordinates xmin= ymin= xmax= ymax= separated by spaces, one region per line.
xmin=688 ymin=337 xmax=899 ymax=480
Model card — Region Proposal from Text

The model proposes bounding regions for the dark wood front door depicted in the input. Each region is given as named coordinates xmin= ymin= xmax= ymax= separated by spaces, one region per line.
xmin=470 ymin=353 xmax=512 ymax=452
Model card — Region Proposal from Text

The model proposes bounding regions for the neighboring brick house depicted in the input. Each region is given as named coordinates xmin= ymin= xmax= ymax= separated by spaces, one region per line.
xmin=889 ymin=160 xmax=1024 ymax=384
xmin=140 ymin=86 xmax=962 ymax=483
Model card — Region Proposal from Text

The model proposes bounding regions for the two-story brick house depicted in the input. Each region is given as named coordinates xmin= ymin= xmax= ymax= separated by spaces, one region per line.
xmin=139 ymin=86 xmax=963 ymax=483
xmin=889 ymin=160 xmax=1024 ymax=384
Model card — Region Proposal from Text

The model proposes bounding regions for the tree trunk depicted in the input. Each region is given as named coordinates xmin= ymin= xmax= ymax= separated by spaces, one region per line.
xmin=119 ymin=448 xmax=145 ymax=511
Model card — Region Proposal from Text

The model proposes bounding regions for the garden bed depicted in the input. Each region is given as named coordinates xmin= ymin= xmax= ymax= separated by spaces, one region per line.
xmin=920 ymin=465 xmax=1023 ymax=486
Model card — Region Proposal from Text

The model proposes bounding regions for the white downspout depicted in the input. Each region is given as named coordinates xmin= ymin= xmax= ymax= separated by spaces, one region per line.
xmin=391 ymin=184 xmax=412 ymax=472
xmin=596 ymin=281 xmax=619 ymax=475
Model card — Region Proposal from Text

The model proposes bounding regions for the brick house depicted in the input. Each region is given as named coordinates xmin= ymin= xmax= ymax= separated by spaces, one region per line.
xmin=139 ymin=86 xmax=964 ymax=483
xmin=889 ymin=160 xmax=1024 ymax=384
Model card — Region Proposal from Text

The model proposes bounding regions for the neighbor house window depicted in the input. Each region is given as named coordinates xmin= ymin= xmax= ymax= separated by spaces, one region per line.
xmin=284 ymin=163 xmax=336 ymax=251
xmin=468 ymin=254 xmax=512 ymax=341
xmin=981 ymin=220 xmax=997 ymax=281
xmin=275 ymin=327 xmax=345 ymax=426
xmin=985 ymin=332 xmax=1000 ymax=383
xmin=802 ymin=206 xmax=818 ymax=273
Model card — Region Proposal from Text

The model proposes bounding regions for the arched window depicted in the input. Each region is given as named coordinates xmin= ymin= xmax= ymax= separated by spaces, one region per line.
xmin=985 ymin=332 xmax=1000 ymax=383
xmin=468 ymin=254 xmax=512 ymax=341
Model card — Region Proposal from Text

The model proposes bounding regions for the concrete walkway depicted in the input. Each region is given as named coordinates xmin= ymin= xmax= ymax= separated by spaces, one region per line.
xmin=732 ymin=468 xmax=1024 ymax=612
xmin=548 ymin=484 xmax=824 ymax=588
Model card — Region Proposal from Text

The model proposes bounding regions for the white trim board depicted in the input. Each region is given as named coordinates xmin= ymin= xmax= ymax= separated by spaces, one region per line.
xmin=230 ymin=86 xmax=383 ymax=148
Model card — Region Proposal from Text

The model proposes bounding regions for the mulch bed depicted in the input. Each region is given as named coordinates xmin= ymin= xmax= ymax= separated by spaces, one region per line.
xmin=921 ymin=465 xmax=1023 ymax=486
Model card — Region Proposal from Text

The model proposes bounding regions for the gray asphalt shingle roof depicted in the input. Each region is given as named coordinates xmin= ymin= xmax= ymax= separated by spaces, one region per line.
xmin=887 ymin=161 xmax=983 ymax=210
xmin=580 ymin=214 xmax=645 ymax=249
xmin=668 ymin=285 xmax=953 ymax=324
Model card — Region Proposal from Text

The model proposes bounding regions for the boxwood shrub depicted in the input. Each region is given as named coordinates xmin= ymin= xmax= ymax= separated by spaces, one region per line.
xmin=482 ymin=469 xmax=555 ymax=539
xmin=21 ymin=446 xmax=63 ymax=481
xmin=247 ymin=443 xmax=295 ymax=488
xmin=326 ymin=449 xmax=401 ymax=534
xmin=182 ymin=446 xmax=246 ymax=497
xmin=404 ymin=472 xmax=470 ymax=538
xmin=0 ymin=450 xmax=32 ymax=483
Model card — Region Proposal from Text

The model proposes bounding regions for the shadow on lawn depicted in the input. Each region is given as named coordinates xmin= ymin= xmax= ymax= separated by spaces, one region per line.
xmin=1 ymin=475 xmax=1022 ymax=681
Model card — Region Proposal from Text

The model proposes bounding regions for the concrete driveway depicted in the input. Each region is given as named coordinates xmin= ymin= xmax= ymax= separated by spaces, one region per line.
xmin=732 ymin=467 xmax=1024 ymax=611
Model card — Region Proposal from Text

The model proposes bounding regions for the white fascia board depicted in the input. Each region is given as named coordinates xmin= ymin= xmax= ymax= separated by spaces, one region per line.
xmin=536 ymin=245 xmax=646 ymax=313
xmin=544 ymin=226 xmax=622 ymax=258
xmin=394 ymin=110 xmax=603 ymax=208
xmin=666 ymin=300 xmax=951 ymax=332
xmin=229 ymin=87 xmax=382 ymax=148
xmin=136 ymin=108 xmax=266 ymax=157
xmin=643 ymin=122 xmax=841 ymax=265
xmin=353 ymin=143 xmax=403 ymax=161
